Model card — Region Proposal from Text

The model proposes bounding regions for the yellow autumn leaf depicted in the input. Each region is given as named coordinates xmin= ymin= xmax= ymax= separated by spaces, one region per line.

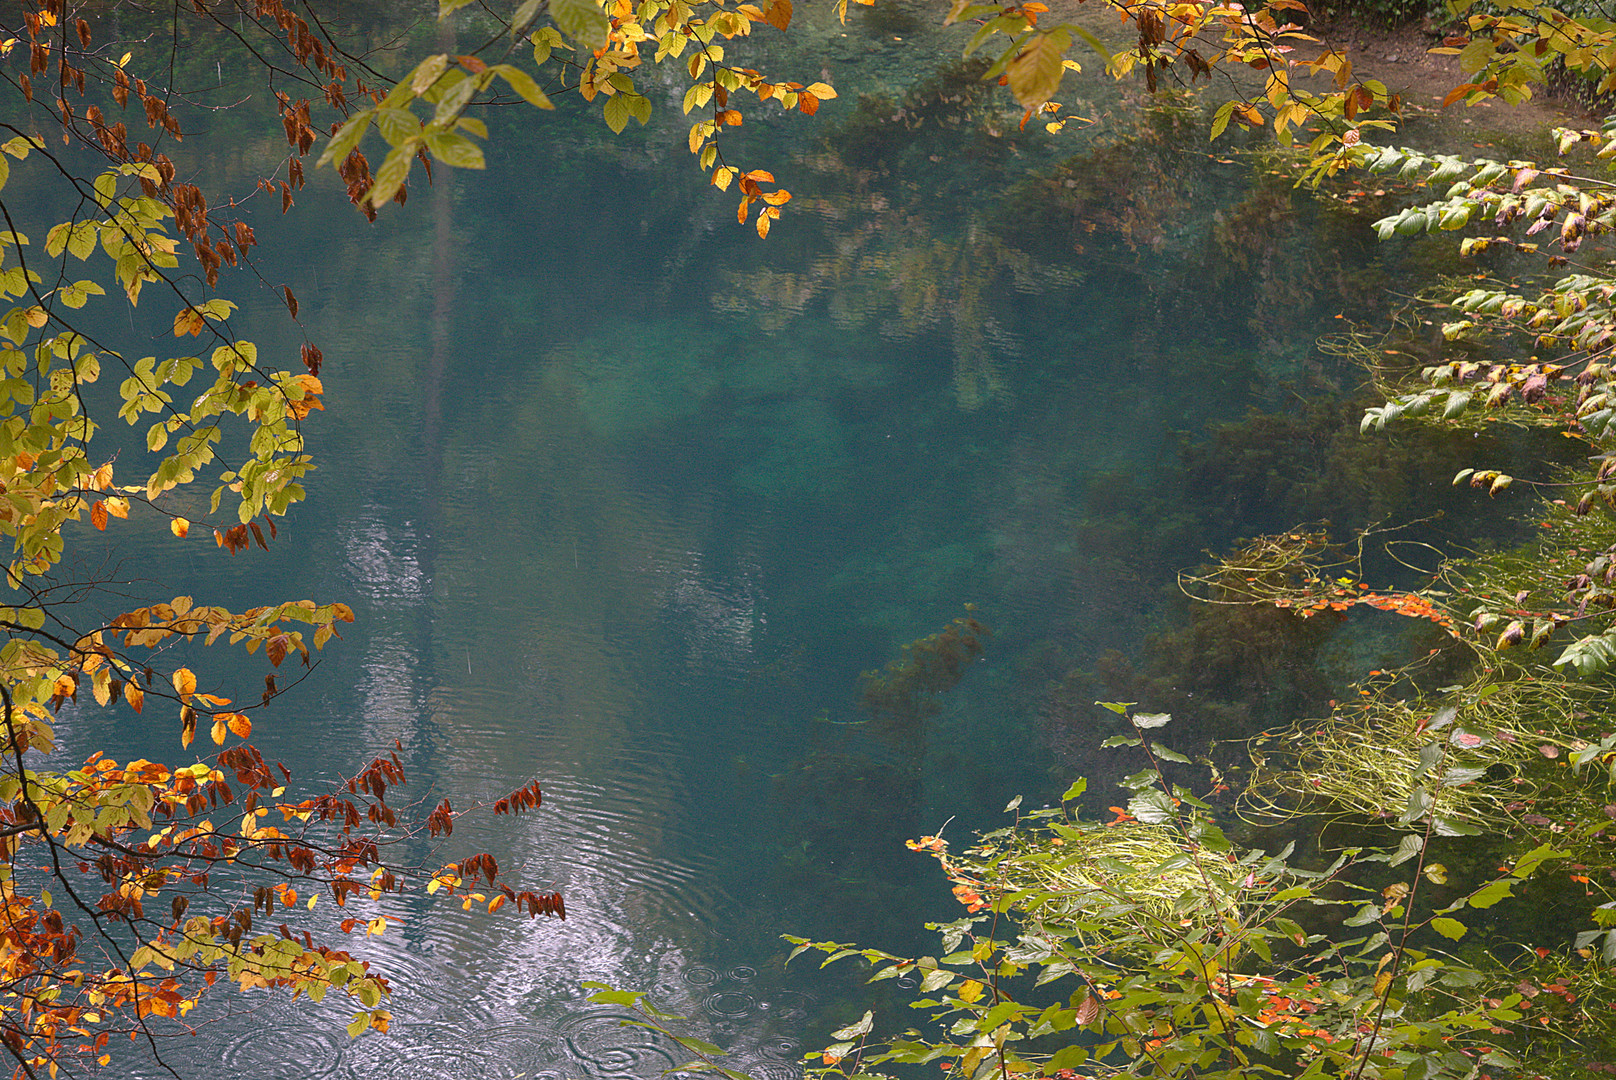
xmin=958 ymin=979 xmax=985 ymax=1004
xmin=172 ymin=667 xmax=197 ymax=702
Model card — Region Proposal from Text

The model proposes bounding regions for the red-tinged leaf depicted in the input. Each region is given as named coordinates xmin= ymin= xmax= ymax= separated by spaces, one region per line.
xmin=1075 ymin=989 xmax=1100 ymax=1025
xmin=90 ymin=500 xmax=108 ymax=531
xmin=226 ymin=713 xmax=252 ymax=738
xmin=457 ymin=54 xmax=487 ymax=74
xmin=124 ymin=681 xmax=144 ymax=713
xmin=170 ymin=516 xmax=189 ymax=538
xmin=282 ymin=285 xmax=298 ymax=319
xmin=798 ymin=91 xmax=819 ymax=115
xmin=720 ymin=109 xmax=743 ymax=126
xmin=764 ymin=0 xmax=792 ymax=30
xmin=249 ymin=521 xmax=268 ymax=551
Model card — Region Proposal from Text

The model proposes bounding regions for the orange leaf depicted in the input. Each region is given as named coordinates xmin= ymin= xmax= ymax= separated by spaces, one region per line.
xmin=1442 ymin=83 xmax=1477 ymax=108
xmin=123 ymin=681 xmax=144 ymax=713
xmin=763 ymin=0 xmax=792 ymax=30
xmin=170 ymin=517 xmax=189 ymax=538
xmin=226 ymin=713 xmax=252 ymax=738
xmin=798 ymin=91 xmax=819 ymax=115
xmin=90 ymin=500 xmax=108 ymax=531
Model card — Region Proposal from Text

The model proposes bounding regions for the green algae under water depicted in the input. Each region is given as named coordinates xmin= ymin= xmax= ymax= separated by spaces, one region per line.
xmin=31 ymin=25 xmax=1570 ymax=1080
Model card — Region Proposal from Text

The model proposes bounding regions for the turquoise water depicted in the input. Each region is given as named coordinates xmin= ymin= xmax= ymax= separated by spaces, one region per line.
xmin=15 ymin=17 xmax=1536 ymax=1079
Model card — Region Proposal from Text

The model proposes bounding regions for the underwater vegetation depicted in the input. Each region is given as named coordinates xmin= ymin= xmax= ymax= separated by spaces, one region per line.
xmin=859 ymin=609 xmax=990 ymax=745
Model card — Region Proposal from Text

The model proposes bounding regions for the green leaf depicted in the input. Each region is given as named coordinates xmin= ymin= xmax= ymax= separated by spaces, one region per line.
xmin=318 ymin=112 xmax=374 ymax=168
xmin=1060 ymin=779 xmax=1086 ymax=801
xmin=367 ymin=144 xmax=415 ymax=207
xmin=1430 ymin=916 xmax=1468 ymax=940
xmin=669 ymin=1065 xmax=752 ymax=1080
xmin=672 ymin=1035 xmax=723 ymax=1055
xmin=424 ymin=132 xmax=486 ymax=169
xmin=552 ymin=0 xmax=610 ymax=50
xmin=1126 ymin=790 xmax=1175 ymax=824
xmin=1390 ymin=833 xmax=1423 ymax=867
xmin=493 ymin=64 xmax=555 ymax=109
xmin=512 ymin=0 xmax=544 ymax=32
xmin=831 ymin=1010 xmax=874 ymax=1040
xmin=603 ymin=94 xmax=632 ymax=135
xmin=1466 ymin=879 xmax=1513 ymax=908
xmin=1512 ymin=843 xmax=1562 ymax=879
xmin=583 ymin=982 xmax=646 ymax=1007
xmin=1133 ymin=712 xmax=1171 ymax=729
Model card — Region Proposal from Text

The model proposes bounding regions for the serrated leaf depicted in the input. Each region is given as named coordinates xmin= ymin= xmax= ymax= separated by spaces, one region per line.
xmin=425 ymin=132 xmax=486 ymax=168
xmin=603 ymin=94 xmax=631 ymax=134
xmin=1006 ymin=28 xmax=1072 ymax=109
xmin=1390 ymin=833 xmax=1423 ymax=867
xmin=831 ymin=1010 xmax=874 ymax=1040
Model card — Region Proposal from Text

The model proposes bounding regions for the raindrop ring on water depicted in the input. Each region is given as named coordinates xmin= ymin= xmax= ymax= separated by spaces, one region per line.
xmin=705 ymin=991 xmax=756 ymax=1019
xmin=558 ymin=1009 xmax=680 ymax=1077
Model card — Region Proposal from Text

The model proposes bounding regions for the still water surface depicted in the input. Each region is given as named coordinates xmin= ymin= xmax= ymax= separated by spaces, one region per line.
xmin=32 ymin=16 xmax=1511 ymax=1078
